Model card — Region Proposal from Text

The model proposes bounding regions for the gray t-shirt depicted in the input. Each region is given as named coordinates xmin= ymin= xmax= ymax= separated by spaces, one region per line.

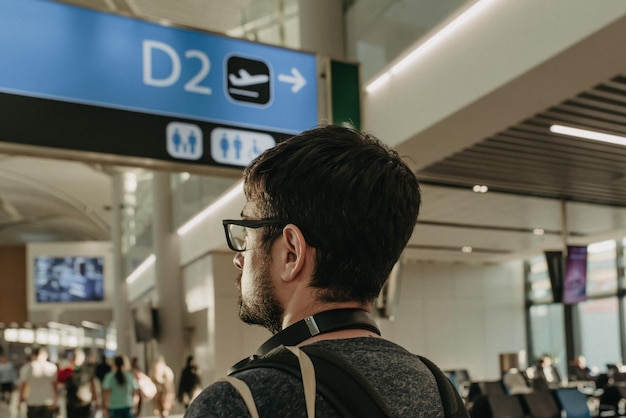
xmin=185 ymin=338 xmax=445 ymax=417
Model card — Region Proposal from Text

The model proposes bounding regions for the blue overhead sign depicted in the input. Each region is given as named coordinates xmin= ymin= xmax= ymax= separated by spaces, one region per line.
xmin=0 ymin=0 xmax=318 ymax=135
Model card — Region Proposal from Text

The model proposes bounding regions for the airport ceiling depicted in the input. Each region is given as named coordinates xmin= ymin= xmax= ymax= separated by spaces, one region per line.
xmin=1 ymin=0 xmax=626 ymax=265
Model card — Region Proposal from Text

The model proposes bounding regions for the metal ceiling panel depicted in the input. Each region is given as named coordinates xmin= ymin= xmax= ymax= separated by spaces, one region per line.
xmin=418 ymin=72 xmax=626 ymax=207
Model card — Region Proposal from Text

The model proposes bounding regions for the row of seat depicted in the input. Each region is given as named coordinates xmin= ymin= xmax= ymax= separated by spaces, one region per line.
xmin=469 ymin=389 xmax=592 ymax=418
xmin=467 ymin=385 xmax=626 ymax=418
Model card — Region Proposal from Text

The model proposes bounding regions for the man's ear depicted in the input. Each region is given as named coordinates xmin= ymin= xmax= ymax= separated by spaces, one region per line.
xmin=278 ymin=224 xmax=308 ymax=282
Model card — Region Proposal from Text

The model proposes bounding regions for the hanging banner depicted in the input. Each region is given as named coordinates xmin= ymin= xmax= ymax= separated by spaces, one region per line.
xmin=562 ymin=245 xmax=588 ymax=305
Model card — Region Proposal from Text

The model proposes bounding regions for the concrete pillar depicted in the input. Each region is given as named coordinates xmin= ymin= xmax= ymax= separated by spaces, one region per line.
xmin=111 ymin=171 xmax=131 ymax=355
xmin=298 ymin=0 xmax=345 ymax=59
xmin=152 ymin=171 xmax=185 ymax=375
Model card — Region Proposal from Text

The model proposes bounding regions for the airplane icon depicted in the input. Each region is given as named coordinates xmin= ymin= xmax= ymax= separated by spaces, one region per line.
xmin=229 ymin=69 xmax=270 ymax=86
xmin=226 ymin=56 xmax=271 ymax=105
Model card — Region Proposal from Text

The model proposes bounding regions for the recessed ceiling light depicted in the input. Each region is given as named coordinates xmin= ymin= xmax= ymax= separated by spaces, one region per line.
xmin=550 ymin=125 xmax=626 ymax=146
xmin=472 ymin=185 xmax=488 ymax=193
xmin=462 ymin=246 xmax=473 ymax=253
xmin=533 ymin=228 xmax=545 ymax=236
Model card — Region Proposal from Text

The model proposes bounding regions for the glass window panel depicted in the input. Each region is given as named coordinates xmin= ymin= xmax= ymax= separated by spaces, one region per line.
xmin=529 ymin=304 xmax=566 ymax=379
xmin=587 ymin=241 xmax=617 ymax=297
xmin=346 ymin=0 xmax=473 ymax=81
xmin=579 ymin=297 xmax=620 ymax=374
xmin=528 ymin=256 xmax=553 ymax=304
xmin=122 ymin=171 xmax=154 ymax=278
xmin=171 ymin=173 xmax=238 ymax=230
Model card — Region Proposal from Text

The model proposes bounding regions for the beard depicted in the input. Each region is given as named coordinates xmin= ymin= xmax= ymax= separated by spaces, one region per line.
xmin=237 ymin=252 xmax=283 ymax=334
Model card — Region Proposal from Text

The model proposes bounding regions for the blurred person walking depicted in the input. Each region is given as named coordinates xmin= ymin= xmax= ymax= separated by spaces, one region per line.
xmin=65 ymin=349 xmax=99 ymax=418
xmin=102 ymin=356 xmax=139 ymax=418
xmin=149 ymin=356 xmax=174 ymax=418
xmin=130 ymin=357 xmax=156 ymax=417
xmin=0 ymin=352 xmax=17 ymax=404
xmin=176 ymin=356 xmax=201 ymax=410
xmin=18 ymin=346 xmax=58 ymax=418
xmin=95 ymin=355 xmax=111 ymax=384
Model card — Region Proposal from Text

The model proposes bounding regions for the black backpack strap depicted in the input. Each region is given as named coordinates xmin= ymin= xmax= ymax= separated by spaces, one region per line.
xmin=230 ymin=345 xmax=468 ymax=418
xmin=418 ymin=355 xmax=470 ymax=418
xmin=300 ymin=345 xmax=392 ymax=418
xmin=230 ymin=345 xmax=391 ymax=418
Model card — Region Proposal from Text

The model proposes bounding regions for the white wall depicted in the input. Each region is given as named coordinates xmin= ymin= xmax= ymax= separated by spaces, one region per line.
xmin=382 ymin=260 xmax=526 ymax=381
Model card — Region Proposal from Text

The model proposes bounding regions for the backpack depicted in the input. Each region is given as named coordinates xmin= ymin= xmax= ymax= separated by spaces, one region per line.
xmin=65 ymin=367 xmax=94 ymax=408
xmin=225 ymin=345 xmax=469 ymax=418
xmin=136 ymin=371 xmax=157 ymax=401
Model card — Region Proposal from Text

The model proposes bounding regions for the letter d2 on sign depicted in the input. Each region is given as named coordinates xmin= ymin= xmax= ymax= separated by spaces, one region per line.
xmin=143 ymin=40 xmax=212 ymax=95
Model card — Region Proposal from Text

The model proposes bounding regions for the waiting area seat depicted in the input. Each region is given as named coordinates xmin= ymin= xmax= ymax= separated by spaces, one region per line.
xmin=599 ymin=385 xmax=626 ymax=416
xmin=467 ymin=380 xmax=507 ymax=404
xmin=468 ymin=387 xmax=599 ymax=418
xmin=470 ymin=394 xmax=525 ymax=418
xmin=554 ymin=388 xmax=592 ymax=418
xmin=518 ymin=391 xmax=561 ymax=418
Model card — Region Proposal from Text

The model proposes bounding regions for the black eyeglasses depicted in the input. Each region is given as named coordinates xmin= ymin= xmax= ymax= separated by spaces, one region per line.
xmin=222 ymin=219 xmax=288 ymax=252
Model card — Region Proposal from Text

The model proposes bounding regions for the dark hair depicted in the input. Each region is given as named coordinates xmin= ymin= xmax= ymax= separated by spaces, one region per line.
xmin=32 ymin=346 xmax=47 ymax=357
xmin=244 ymin=125 xmax=421 ymax=302
xmin=114 ymin=356 xmax=126 ymax=385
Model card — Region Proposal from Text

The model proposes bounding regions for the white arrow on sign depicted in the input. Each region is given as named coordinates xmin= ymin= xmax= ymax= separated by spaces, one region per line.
xmin=278 ymin=67 xmax=306 ymax=93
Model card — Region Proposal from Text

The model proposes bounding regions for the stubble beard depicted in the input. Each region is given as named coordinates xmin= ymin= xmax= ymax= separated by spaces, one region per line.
xmin=237 ymin=251 xmax=283 ymax=335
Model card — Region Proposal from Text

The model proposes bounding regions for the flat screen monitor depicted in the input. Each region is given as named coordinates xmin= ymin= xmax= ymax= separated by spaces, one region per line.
xmin=544 ymin=251 xmax=564 ymax=303
xmin=132 ymin=303 xmax=159 ymax=342
xmin=34 ymin=256 xmax=104 ymax=303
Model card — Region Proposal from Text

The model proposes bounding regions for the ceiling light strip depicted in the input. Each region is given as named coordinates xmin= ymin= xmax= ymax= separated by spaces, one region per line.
xmin=126 ymin=254 xmax=155 ymax=284
xmin=550 ymin=125 xmax=626 ymax=146
xmin=176 ymin=180 xmax=244 ymax=236
xmin=365 ymin=0 xmax=496 ymax=94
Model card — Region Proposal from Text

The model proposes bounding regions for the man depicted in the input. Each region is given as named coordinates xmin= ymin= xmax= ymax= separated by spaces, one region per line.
xmin=185 ymin=125 xmax=449 ymax=416
xmin=65 ymin=349 xmax=99 ymax=418
xmin=0 ymin=352 xmax=16 ymax=404
xmin=18 ymin=346 xmax=58 ymax=418
xmin=95 ymin=354 xmax=111 ymax=383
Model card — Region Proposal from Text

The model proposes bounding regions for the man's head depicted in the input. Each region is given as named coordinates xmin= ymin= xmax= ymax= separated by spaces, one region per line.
xmin=229 ymin=125 xmax=421 ymax=331
xmin=32 ymin=346 xmax=48 ymax=361
xmin=73 ymin=349 xmax=86 ymax=366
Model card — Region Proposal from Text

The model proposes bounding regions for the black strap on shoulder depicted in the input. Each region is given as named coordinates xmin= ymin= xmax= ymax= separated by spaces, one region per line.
xmin=228 ymin=309 xmax=380 ymax=375
xmin=255 ymin=309 xmax=380 ymax=357
xmin=418 ymin=355 xmax=470 ymax=418
xmin=230 ymin=345 xmax=391 ymax=418
xmin=230 ymin=345 xmax=469 ymax=418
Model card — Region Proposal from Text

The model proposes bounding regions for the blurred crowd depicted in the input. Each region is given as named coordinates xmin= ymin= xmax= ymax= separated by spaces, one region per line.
xmin=0 ymin=346 xmax=202 ymax=418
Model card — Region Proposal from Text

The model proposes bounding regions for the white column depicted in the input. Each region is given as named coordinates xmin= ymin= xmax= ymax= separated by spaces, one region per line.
xmin=111 ymin=171 xmax=131 ymax=355
xmin=152 ymin=171 xmax=186 ymax=375
xmin=298 ymin=0 xmax=345 ymax=59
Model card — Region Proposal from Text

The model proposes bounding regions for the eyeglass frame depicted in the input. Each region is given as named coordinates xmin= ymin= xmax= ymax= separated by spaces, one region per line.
xmin=222 ymin=219 xmax=288 ymax=252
